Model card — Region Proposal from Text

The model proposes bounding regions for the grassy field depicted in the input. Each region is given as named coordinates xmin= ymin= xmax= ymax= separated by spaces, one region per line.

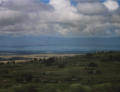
xmin=0 ymin=52 xmax=120 ymax=92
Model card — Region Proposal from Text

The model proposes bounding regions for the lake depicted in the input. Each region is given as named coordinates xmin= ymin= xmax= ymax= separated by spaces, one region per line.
xmin=0 ymin=36 xmax=120 ymax=54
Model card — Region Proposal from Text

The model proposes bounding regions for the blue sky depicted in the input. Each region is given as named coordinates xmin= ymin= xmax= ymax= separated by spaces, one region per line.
xmin=40 ymin=0 xmax=120 ymax=5
xmin=40 ymin=0 xmax=49 ymax=3
xmin=40 ymin=0 xmax=77 ymax=6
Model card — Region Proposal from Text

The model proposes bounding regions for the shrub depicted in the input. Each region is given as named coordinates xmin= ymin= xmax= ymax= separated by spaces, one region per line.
xmin=93 ymin=83 xmax=112 ymax=92
xmin=88 ymin=62 xmax=98 ymax=67
xmin=16 ymin=73 xmax=33 ymax=83
xmin=45 ymin=57 xmax=56 ymax=66
xmin=14 ymin=85 xmax=38 ymax=92
xmin=70 ymin=84 xmax=91 ymax=92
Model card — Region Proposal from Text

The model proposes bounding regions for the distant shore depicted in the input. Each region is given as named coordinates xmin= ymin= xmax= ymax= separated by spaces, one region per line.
xmin=0 ymin=53 xmax=82 ymax=58
xmin=0 ymin=51 xmax=120 ymax=64
xmin=0 ymin=53 xmax=82 ymax=64
xmin=0 ymin=51 xmax=87 ymax=55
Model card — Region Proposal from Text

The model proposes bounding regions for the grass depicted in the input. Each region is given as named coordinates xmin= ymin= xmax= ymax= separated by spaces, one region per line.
xmin=0 ymin=51 xmax=120 ymax=92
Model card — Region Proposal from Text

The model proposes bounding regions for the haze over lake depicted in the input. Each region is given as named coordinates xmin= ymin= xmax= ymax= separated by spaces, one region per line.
xmin=0 ymin=36 xmax=120 ymax=54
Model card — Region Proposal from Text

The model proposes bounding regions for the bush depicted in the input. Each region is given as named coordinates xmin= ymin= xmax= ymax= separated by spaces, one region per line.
xmin=45 ymin=57 xmax=56 ymax=66
xmin=92 ymin=83 xmax=112 ymax=92
xmin=88 ymin=62 xmax=98 ymax=67
xmin=70 ymin=84 xmax=91 ymax=92
xmin=14 ymin=85 xmax=38 ymax=92
xmin=16 ymin=73 xmax=33 ymax=83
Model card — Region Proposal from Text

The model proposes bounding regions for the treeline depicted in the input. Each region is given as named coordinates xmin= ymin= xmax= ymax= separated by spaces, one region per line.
xmin=0 ymin=57 xmax=31 ymax=61
xmin=85 ymin=51 xmax=120 ymax=62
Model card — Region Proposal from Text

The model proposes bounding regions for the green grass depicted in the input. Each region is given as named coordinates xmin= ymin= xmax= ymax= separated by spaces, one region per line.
xmin=0 ymin=52 xmax=120 ymax=92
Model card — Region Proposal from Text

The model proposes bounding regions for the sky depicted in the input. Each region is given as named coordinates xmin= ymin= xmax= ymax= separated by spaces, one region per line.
xmin=0 ymin=0 xmax=120 ymax=37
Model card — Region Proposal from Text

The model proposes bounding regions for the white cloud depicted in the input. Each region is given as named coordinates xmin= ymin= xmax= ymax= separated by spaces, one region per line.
xmin=0 ymin=0 xmax=120 ymax=37
xmin=49 ymin=0 xmax=80 ymax=21
xmin=77 ymin=2 xmax=107 ymax=15
xmin=104 ymin=0 xmax=119 ymax=11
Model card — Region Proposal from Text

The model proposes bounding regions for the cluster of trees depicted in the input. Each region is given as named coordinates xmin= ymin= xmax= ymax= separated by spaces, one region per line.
xmin=0 ymin=57 xmax=31 ymax=61
xmin=29 ymin=57 xmax=66 ymax=68
xmin=85 ymin=51 xmax=120 ymax=62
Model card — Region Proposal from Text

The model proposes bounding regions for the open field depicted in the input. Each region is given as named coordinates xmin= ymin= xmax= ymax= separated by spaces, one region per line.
xmin=0 ymin=53 xmax=80 ymax=64
xmin=0 ymin=51 xmax=120 ymax=92
xmin=0 ymin=53 xmax=80 ymax=58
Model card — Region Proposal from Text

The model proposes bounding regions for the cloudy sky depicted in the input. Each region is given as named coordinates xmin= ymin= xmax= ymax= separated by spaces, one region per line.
xmin=0 ymin=0 xmax=120 ymax=37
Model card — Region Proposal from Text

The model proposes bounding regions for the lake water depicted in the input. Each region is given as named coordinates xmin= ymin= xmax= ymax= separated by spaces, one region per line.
xmin=0 ymin=36 xmax=120 ymax=54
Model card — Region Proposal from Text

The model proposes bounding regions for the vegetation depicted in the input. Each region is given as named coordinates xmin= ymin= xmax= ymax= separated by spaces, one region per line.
xmin=0 ymin=51 xmax=120 ymax=92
